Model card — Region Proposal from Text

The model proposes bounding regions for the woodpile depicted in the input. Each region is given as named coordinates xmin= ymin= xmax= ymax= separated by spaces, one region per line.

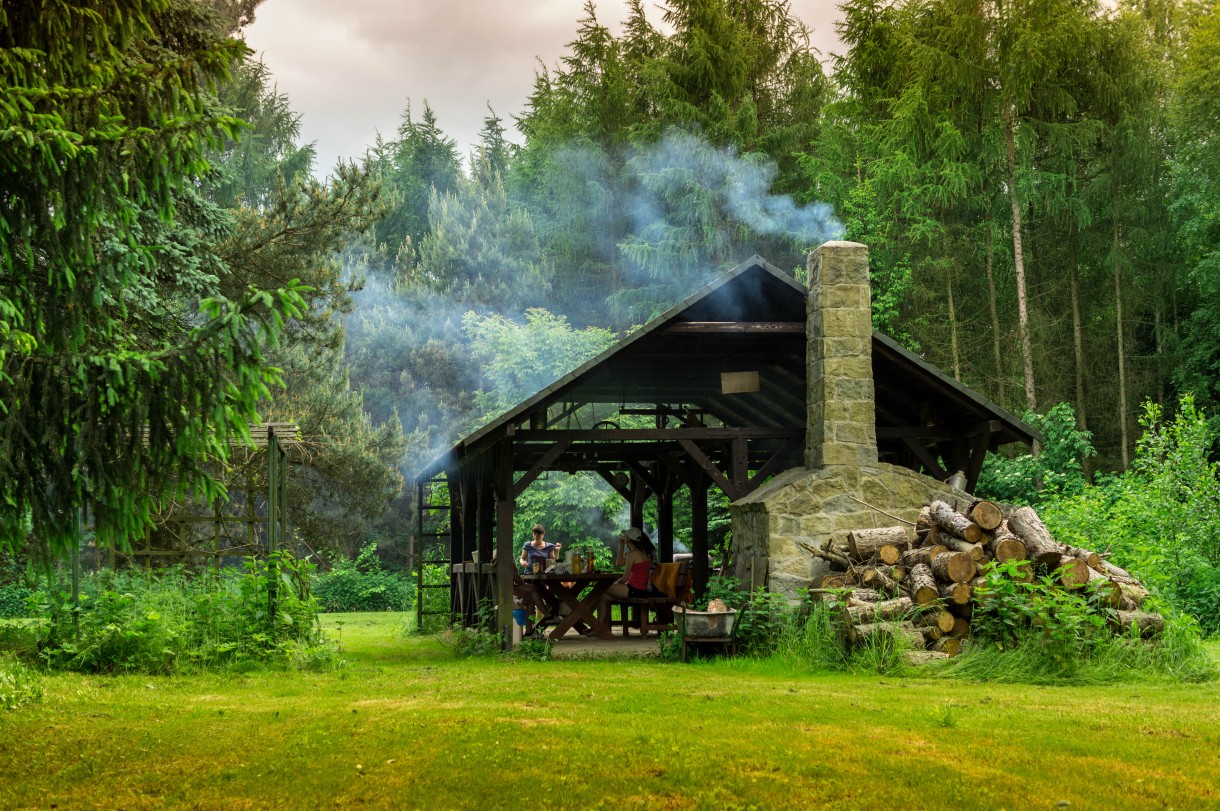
xmin=803 ymin=499 xmax=1164 ymax=664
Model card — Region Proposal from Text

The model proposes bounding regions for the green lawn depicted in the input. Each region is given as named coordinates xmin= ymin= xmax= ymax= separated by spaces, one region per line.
xmin=1 ymin=613 xmax=1217 ymax=810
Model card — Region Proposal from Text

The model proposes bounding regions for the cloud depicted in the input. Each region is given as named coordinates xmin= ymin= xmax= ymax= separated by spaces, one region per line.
xmin=245 ymin=0 xmax=844 ymax=176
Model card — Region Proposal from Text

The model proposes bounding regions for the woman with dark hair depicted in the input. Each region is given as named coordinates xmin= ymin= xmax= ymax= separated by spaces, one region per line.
xmin=519 ymin=524 xmax=561 ymax=573
xmin=599 ymin=527 xmax=655 ymax=620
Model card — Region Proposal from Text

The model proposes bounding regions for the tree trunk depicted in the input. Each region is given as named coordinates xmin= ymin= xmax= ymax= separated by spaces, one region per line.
xmin=1007 ymin=508 xmax=1066 ymax=570
xmin=985 ymin=222 xmax=1005 ymax=407
xmin=1069 ymin=237 xmax=1091 ymax=478
xmin=1005 ymin=101 xmax=1038 ymax=421
xmin=847 ymin=526 xmax=911 ymax=563
xmin=930 ymin=500 xmax=986 ymax=543
xmin=931 ymin=551 xmax=977 ymax=584
xmin=907 ymin=564 xmax=940 ymax=606
xmin=1113 ymin=175 xmax=1130 ymax=469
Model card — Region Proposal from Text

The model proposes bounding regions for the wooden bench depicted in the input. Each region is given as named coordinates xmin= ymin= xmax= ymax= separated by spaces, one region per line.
xmin=611 ymin=561 xmax=693 ymax=638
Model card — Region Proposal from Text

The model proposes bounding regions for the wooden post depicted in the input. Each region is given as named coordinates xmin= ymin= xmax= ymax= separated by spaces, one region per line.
xmin=266 ymin=430 xmax=279 ymax=625
xmin=691 ymin=476 xmax=710 ymax=598
xmin=495 ymin=436 xmax=516 ymax=647
xmin=629 ymin=474 xmax=647 ymax=531
xmin=657 ymin=483 xmax=674 ymax=563
xmin=448 ymin=468 xmax=463 ymax=624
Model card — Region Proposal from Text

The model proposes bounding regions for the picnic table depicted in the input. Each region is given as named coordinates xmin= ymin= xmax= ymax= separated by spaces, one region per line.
xmin=520 ymin=571 xmax=619 ymax=640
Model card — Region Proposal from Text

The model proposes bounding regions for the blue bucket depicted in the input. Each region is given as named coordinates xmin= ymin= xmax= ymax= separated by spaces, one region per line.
xmin=512 ymin=608 xmax=528 ymax=627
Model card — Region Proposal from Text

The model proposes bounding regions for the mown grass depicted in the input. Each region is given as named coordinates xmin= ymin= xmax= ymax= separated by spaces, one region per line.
xmin=1 ymin=613 xmax=1217 ymax=810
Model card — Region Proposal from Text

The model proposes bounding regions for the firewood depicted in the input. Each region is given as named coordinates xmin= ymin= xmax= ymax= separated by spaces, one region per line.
xmin=849 ymin=621 xmax=924 ymax=648
xmin=1008 ymin=508 xmax=1069 ymax=570
xmin=907 ymin=564 xmax=939 ymax=606
xmin=1109 ymin=610 xmax=1164 ymax=638
xmin=797 ymin=540 xmax=851 ymax=569
xmin=986 ymin=528 xmax=1027 ymax=564
xmin=1084 ymin=566 xmax=1122 ymax=608
xmin=844 ymin=597 xmax=913 ymax=624
xmin=967 ymin=500 xmax=1004 ymax=531
xmin=818 ymin=574 xmax=850 ymax=589
xmin=920 ymin=625 xmax=944 ymax=643
xmin=938 ymin=582 xmax=972 ymax=605
xmin=930 ymin=500 xmax=986 ymax=543
xmin=931 ymin=551 xmax=976 ymax=584
xmin=1117 ymin=582 xmax=1149 ymax=611
xmin=1063 ymin=545 xmax=1103 ymax=571
xmin=1056 ymin=555 xmax=1091 ymax=589
xmin=860 ymin=566 xmax=901 ymax=597
xmin=949 ymin=601 xmax=973 ymax=620
xmin=913 ymin=608 xmax=956 ymax=634
xmin=915 ymin=506 xmax=937 ymax=547
xmin=940 ymin=536 xmax=987 ymax=562
xmin=1101 ymin=559 xmax=1138 ymax=584
xmin=847 ymin=526 xmax=911 ymax=563
xmin=904 ymin=650 xmax=951 ymax=666
xmin=843 ymin=588 xmax=881 ymax=604
xmin=950 ymin=617 xmax=970 ymax=638
xmin=889 ymin=565 xmax=908 ymax=583
xmin=931 ymin=637 xmax=962 ymax=656
xmin=878 ymin=544 xmax=905 ymax=565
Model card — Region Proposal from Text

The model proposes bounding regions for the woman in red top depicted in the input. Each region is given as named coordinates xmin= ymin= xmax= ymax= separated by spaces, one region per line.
xmin=599 ymin=527 xmax=655 ymax=620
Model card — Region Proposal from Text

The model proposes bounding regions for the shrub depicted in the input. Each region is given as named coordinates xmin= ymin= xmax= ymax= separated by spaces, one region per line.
xmin=313 ymin=544 xmax=413 ymax=613
xmin=30 ymin=553 xmax=335 ymax=674
xmin=0 ymin=584 xmax=37 ymax=619
xmin=959 ymin=559 xmax=1216 ymax=684
xmin=0 ymin=654 xmax=41 ymax=710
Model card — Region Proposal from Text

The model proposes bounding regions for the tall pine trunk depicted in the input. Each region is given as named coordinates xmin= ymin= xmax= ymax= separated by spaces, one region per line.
xmin=1069 ymin=230 xmax=1091 ymax=478
xmin=1004 ymin=102 xmax=1038 ymax=421
xmin=1113 ymin=174 xmax=1130 ymax=469
xmin=985 ymin=224 xmax=1004 ymax=406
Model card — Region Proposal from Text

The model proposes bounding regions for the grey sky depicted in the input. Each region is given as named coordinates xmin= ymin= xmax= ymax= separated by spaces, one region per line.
xmin=244 ymin=0 xmax=845 ymax=175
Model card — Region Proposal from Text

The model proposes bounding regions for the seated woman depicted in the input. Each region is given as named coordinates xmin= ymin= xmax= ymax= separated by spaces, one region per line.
xmin=519 ymin=523 xmax=561 ymax=573
xmin=598 ymin=527 xmax=656 ymax=621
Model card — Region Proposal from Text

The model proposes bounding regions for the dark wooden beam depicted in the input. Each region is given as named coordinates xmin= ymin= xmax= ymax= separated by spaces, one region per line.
xmin=494 ymin=438 xmax=516 ymax=646
xmin=512 ymin=439 xmax=572 ymax=499
xmin=964 ymin=428 xmax=993 ymax=492
xmin=690 ymin=477 xmax=710 ymax=598
xmin=515 ymin=427 xmax=801 ymax=442
xmin=901 ymin=436 xmax=948 ymax=481
xmin=664 ymin=321 xmax=805 ymax=334
xmin=678 ymin=439 xmax=739 ymax=501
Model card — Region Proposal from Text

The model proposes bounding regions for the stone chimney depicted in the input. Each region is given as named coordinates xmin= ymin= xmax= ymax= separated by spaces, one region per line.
xmin=805 ymin=241 xmax=878 ymax=469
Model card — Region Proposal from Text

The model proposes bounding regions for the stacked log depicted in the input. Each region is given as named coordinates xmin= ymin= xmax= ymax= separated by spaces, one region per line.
xmin=804 ymin=499 xmax=1163 ymax=663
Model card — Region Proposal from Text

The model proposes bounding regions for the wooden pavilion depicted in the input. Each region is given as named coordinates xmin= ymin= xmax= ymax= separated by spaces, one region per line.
xmin=415 ymin=253 xmax=1035 ymax=636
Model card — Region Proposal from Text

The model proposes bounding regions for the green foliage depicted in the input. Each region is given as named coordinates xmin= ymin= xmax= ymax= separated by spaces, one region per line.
xmin=510 ymin=636 xmax=553 ymax=662
xmin=437 ymin=625 xmax=503 ymax=658
xmin=313 ymin=544 xmax=413 ymax=613
xmin=1035 ymin=396 xmax=1220 ymax=633
xmin=977 ymin=403 xmax=1096 ymax=505
xmin=29 ymin=555 xmax=334 ymax=674
xmin=0 ymin=654 xmax=41 ymax=711
xmin=0 ymin=584 xmax=37 ymax=620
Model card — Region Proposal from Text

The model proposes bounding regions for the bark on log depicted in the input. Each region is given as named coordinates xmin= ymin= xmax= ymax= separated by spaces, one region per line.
xmin=1085 ymin=566 xmax=1122 ymax=608
xmin=844 ymin=597 xmax=913 ymax=624
xmin=950 ymin=618 xmax=970 ymax=639
xmin=931 ymin=636 xmax=962 ymax=656
xmin=1109 ymin=611 xmax=1164 ymax=638
xmin=888 ymin=565 xmax=908 ymax=583
xmin=931 ymin=551 xmax=976 ymax=584
xmin=860 ymin=566 xmax=901 ymax=597
xmin=1101 ymin=559 xmax=1138 ymax=584
xmin=848 ymin=526 xmax=911 ymax=563
xmin=930 ymin=500 xmax=987 ymax=543
xmin=848 ymin=621 xmax=924 ymax=649
xmin=940 ymin=536 xmax=987 ymax=562
xmin=915 ymin=506 xmax=937 ymax=547
xmin=987 ymin=529 xmax=1027 ymax=564
xmin=968 ymin=500 xmax=1004 ymax=531
xmin=938 ymin=582 xmax=972 ymax=605
xmin=1056 ymin=555 xmax=1091 ymax=589
xmin=1063 ymin=545 xmax=1103 ymax=571
xmin=907 ymin=564 xmax=940 ymax=606
xmin=949 ymin=601 xmax=973 ymax=620
xmin=904 ymin=650 xmax=951 ymax=666
xmin=1117 ymin=582 xmax=1149 ymax=611
xmin=920 ymin=625 xmax=944 ymax=643
xmin=1008 ymin=508 xmax=1068 ymax=570
xmin=798 ymin=540 xmax=851 ymax=570
xmin=818 ymin=574 xmax=850 ymax=589
xmin=913 ymin=608 xmax=956 ymax=634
